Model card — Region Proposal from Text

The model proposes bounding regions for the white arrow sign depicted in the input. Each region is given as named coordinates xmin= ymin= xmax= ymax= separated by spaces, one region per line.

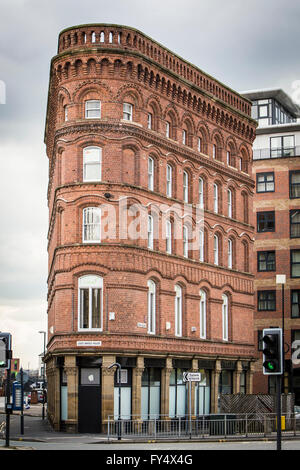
xmin=183 ymin=372 xmax=201 ymax=382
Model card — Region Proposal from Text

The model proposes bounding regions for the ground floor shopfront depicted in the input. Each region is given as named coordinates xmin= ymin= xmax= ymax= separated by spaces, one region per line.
xmin=46 ymin=353 xmax=255 ymax=433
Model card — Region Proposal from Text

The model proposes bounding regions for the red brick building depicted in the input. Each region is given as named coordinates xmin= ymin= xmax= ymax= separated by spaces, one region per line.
xmin=44 ymin=24 xmax=257 ymax=432
xmin=242 ymin=89 xmax=300 ymax=403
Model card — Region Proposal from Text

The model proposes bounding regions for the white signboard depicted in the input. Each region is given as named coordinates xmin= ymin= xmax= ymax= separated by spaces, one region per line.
xmin=76 ymin=341 xmax=102 ymax=347
xmin=183 ymin=372 xmax=201 ymax=382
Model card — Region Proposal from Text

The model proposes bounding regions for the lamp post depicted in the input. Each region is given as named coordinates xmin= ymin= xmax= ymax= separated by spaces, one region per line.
xmin=276 ymin=275 xmax=286 ymax=387
xmin=108 ymin=362 xmax=122 ymax=440
xmin=275 ymin=275 xmax=286 ymax=451
xmin=38 ymin=331 xmax=46 ymax=420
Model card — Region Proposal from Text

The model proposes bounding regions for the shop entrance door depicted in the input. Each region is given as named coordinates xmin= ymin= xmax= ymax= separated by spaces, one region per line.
xmin=78 ymin=367 xmax=101 ymax=433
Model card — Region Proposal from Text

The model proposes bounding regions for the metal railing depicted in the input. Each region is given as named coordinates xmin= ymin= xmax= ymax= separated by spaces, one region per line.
xmin=107 ymin=413 xmax=299 ymax=441
xmin=253 ymin=146 xmax=300 ymax=160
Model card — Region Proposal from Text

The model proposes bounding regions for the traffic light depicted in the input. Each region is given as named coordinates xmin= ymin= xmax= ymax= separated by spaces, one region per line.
xmin=0 ymin=333 xmax=12 ymax=369
xmin=262 ymin=328 xmax=283 ymax=375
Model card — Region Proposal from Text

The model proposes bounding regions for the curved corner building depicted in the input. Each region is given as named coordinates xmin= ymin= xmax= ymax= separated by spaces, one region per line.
xmin=44 ymin=24 xmax=257 ymax=432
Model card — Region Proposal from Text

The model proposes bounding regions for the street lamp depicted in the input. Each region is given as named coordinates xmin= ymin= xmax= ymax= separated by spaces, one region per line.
xmin=108 ymin=362 xmax=122 ymax=440
xmin=38 ymin=331 xmax=46 ymax=420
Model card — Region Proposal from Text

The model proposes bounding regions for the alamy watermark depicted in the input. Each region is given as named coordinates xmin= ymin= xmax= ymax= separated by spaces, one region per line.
xmin=0 ymin=80 xmax=6 ymax=104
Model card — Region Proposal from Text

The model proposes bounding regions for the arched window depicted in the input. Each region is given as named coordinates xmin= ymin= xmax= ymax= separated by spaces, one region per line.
xmin=175 ymin=285 xmax=182 ymax=337
xmin=166 ymin=164 xmax=173 ymax=197
xmin=198 ymin=137 xmax=202 ymax=152
xmin=228 ymin=238 xmax=233 ymax=269
xmin=243 ymin=240 xmax=249 ymax=272
xmin=213 ymin=144 xmax=217 ymax=159
xmin=78 ymin=275 xmax=103 ymax=330
xmin=85 ymin=100 xmax=101 ymax=119
xmin=199 ymin=289 xmax=206 ymax=339
xmin=214 ymin=234 xmax=219 ymax=265
xmin=227 ymin=189 xmax=233 ymax=218
xmin=183 ymin=225 xmax=189 ymax=258
xmin=148 ymin=214 xmax=154 ymax=249
xmin=166 ymin=219 xmax=172 ymax=254
xmin=83 ymin=147 xmax=102 ymax=182
xmin=147 ymin=280 xmax=156 ymax=334
xmin=199 ymin=229 xmax=204 ymax=262
xmin=242 ymin=192 xmax=249 ymax=224
xmin=222 ymin=294 xmax=229 ymax=341
xmin=199 ymin=177 xmax=204 ymax=208
xmin=64 ymin=104 xmax=68 ymax=122
xmin=83 ymin=207 xmax=101 ymax=242
xmin=183 ymin=171 xmax=189 ymax=203
xmin=123 ymin=102 xmax=133 ymax=121
xmin=213 ymin=183 xmax=219 ymax=213
xmin=148 ymin=157 xmax=154 ymax=190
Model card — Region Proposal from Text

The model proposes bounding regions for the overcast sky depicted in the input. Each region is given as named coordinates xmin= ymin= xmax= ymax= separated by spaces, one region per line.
xmin=1 ymin=0 xmax=300 ymax=369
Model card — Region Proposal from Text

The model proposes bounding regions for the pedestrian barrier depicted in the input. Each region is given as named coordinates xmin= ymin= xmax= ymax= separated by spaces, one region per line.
xmin=107 ymin=413 xmax=299 ymax=441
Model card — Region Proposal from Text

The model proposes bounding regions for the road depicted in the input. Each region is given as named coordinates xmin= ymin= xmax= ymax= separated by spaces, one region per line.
xmin=2 ymin=439 xmax=300 ymax=451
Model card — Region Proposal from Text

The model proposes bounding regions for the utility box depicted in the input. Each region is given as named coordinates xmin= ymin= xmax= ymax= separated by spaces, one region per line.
xmin=31 ymin=390 xmax=38 ymax=404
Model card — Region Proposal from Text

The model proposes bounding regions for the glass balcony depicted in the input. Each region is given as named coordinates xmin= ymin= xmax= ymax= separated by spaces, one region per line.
xmin=253 ymin=146 xmax=300 ymax=160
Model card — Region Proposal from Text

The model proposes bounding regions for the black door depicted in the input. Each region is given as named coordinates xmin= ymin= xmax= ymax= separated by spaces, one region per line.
xmin=78 ymin=367 xmax=101 ymax=433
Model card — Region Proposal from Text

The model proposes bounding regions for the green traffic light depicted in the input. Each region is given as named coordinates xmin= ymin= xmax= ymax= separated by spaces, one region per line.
xmin=267 ymin=362 xmax=275 ymax=371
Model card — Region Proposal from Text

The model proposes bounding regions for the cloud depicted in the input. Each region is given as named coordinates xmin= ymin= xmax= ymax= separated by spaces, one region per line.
xmin=1 ymin=0 xmax=300 ymax=370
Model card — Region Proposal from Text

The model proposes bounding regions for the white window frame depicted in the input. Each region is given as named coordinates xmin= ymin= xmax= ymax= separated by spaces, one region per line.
xmin=183 ymin=171 xmax=189 ymax=203
xmin=213 ymin=184 xmax=218 ymax=213
xmin=199 ymin=229 xmax=204 ymax=262
xmin=123 ymin=102 xmax=133 ymax=121
xmin=183 ymin=129 xmax=187 ymax=145
xmin=175 ymin=285 xmax=182 ymax=337
xmin=200 ymin=289 xmax=206 ymax=339
xmin=147 ymin=112 xmax=152 ymax=129
xmin=228 ymin=239 xmax=233 ymax=269
xmin=85 ymin=100 xmax=101 ymax=119
xmin=148 ymin=214 xmax=154 ymax=250
xmin=83 ymin=207 xmax=101 ymax=243
xmin=214 ymin=234 xmax=219 ymax=265
xmin=183 ymin=225 xmax=189 ymax=258
xmin=148 ymin=157 xmax=154 ymax=191
xmin=228 ymin=189 xmax=232 ymax=218
xmin=147 ymin=280 xmax=156 ymax=334
xmin=222 ymin=294 xmax=229 ymax=341
xmin=83 ymin=146 xmax=102 ymax=182
xmin=199 ymin=177 xmax=204 ymax=208
xmin=78 ymin=275 xmax=103 ymax=331
xmin=166 ymin=220 xmax=172 ymax=254
xmin=166 ymin=164 xmax=172 ymax=197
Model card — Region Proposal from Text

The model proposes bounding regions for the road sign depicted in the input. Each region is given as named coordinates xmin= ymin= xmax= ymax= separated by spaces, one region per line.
xmin=183 ymin=372 xmax=201 ymax=382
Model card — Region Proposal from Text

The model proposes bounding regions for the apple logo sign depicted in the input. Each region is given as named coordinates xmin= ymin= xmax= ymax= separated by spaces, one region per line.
xmin=88 ymin=374 xmax=94 ymax=382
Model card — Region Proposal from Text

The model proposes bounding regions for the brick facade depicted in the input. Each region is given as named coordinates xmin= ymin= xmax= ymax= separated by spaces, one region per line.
xmin=45 ymin=24 xmax=257 ymax=432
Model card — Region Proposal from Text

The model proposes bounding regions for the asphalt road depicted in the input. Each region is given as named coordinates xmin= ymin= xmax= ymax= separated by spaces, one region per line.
xmin=2 ymin=439 xmax=300 ymax=451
